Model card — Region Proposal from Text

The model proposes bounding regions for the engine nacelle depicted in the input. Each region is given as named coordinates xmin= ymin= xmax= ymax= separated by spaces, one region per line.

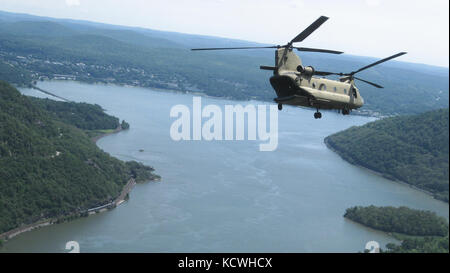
xmin=297 ymin=65 xmax=315 ymax=77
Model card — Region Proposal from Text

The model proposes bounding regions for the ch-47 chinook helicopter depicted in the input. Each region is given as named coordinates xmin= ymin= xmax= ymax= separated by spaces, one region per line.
xmin=192 ymin=16 xmax=407 ymax=119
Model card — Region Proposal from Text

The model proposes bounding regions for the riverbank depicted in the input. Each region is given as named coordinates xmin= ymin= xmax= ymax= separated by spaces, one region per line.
xmin=324 ymin=137 xmax=443 ymax=202
xmin=0 ymin=128 xmax=138 ymax=242
xmin=5 ymin=79 xmax=447 ymax=253
xmin=90 ymin=126 xmax=123 ymax=143
xmin=33 ymin=79 xmax=385 ymax=118
xmin=0 ymin=176 xmax=137 ymax=241
xmin=343 ymin=205 xmax=449 ymax=253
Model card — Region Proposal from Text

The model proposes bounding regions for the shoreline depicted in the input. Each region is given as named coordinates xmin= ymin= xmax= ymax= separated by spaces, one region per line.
xmin=323 ymin=137 xmax=444 ymax=202
xmin=90 ymin=126 xmax=123 ymax=143
xmin=0 ymin=178 xmax=135 ymax=242
xmin=0 ymin=128 xmax=134 ymax=242
xmin=32 ymin=79 xmax=385 ymax=118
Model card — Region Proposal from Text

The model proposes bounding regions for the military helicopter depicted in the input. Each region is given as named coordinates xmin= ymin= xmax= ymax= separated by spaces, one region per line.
xmin=192 ymin=16 xmax=406 ymax=119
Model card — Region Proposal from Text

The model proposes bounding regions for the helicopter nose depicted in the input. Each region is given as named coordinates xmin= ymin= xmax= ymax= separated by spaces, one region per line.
xmin=358 ymin=97 xmax=364 ymax=107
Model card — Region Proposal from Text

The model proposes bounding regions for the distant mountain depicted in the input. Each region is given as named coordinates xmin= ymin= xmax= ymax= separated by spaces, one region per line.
xmin=0 ymin=10 xmax=268 ymax=50
xmin=325 ymin=108 xmax=449 ymax=202
xmin=0 ymin=81 xmax=157 ymax=234
xmin=0 ymin=20 xmax=78 ymax=37
xmin=0 ymin=10 xmax=448 ymax=116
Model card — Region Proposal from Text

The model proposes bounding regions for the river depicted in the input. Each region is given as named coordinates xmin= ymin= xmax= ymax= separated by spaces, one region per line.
xmin=2 ymin=80 xmax=448 ymax=253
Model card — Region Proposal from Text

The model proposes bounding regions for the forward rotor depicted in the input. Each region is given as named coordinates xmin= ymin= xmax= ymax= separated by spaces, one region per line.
xmin=191 ymin=16 xmax=343 ymax=55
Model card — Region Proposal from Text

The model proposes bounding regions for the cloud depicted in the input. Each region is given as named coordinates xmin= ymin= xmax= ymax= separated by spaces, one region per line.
xmin=289 ymin=0 xmax=305 ymax=9
xmin=365 ymin=0 xmax=381 ymax=7
xmin=65 ymin=0 xmax=80 ymax=7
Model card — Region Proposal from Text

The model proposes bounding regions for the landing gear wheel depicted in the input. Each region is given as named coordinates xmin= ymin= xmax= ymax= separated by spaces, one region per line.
xmin=278 ymin=103 xmax=282 ymax=111
xmin=342 ymin=109 xmax=350 ymax=115
xmin=314 ymin=112 xmax=322 ymax=119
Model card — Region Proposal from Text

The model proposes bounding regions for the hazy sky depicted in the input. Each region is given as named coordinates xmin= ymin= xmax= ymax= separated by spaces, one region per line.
xmin=1 ymin=0 xmax=448 ymax=67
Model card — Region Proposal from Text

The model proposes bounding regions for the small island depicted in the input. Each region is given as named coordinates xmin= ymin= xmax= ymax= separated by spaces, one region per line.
xmin=344 ymin=206 xmax=449 ymax=253
xmin=121 ymin=120 xmax=130 ymax=130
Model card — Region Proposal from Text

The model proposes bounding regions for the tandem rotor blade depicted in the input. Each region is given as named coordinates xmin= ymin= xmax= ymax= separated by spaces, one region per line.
xmin=191 ymin=16 xmax=343 ymax=54
xmin=313 ymin=70 xmax=339 ymax=76
xmin=350 ymin=52 xmax=407 ymax=75
xmin=291 ymin=16 xmax=329 ymax=43
xmin=295 ymin=47 xmax=343 ymax=54
xmin=260 ymin=65 xmax=277 ymax=71
xmin=354 ymin=77 xmax=384 ymax=88
xmin=191 ymin=46 xmax=278 ymax=51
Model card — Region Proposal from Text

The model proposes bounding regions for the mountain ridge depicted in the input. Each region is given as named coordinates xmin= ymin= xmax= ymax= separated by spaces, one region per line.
xmin=325 ymin=108 xmax=449 ymax=202
xmin=0 ymin=80 xmax=158 ymax=234
xmin=0 ymin=10 xmax=448 ymax=116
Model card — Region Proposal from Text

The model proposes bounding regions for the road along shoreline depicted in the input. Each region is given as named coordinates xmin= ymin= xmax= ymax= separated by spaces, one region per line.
xmin=0 ymin=177 xmax=136 ymax=241
xmin=0 ymin=129 xmax=136 ymax=242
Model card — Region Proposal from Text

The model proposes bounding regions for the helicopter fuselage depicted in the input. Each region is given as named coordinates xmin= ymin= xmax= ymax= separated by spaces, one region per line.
xmin=271 ymin=72 xmax=364 ymax=111
xmin=269 ymin=48 xmax=364 ymax=113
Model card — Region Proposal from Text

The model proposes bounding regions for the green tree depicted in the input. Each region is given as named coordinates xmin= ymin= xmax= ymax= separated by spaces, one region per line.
xmin=327 ymin=109 xmax=449 ymax=202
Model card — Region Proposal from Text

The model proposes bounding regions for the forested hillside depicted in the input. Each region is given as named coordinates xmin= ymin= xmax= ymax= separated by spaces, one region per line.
xmin=29 ymin=98 xmax=120 ymax=130
xmin=345 ymin=206 xmax=448 ymax=236
xmin=385 ymin=235 xmax=449 ymax=253
xmin=0 ymin=81 xmax=157 ymax=234
xmin=0 ymin=60 xmax=32 ymax=86
xmin=344 ymin=206 xmax=449 ymax=253
xmin=325 ymin=109 xmax=449 ymax=202
xmin=0 ymin=10 xmax=448 ymax=116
